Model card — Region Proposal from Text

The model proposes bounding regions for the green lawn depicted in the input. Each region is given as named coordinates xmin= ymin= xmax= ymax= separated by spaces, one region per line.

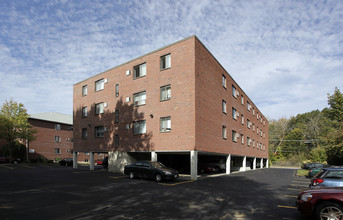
xmin=297 ymin=169 xmax=308 ymax=176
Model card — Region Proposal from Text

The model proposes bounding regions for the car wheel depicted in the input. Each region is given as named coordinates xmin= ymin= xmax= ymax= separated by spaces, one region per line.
xmin=315 ymin=201 xmax=343 ymax=220
xmin=155 ymin=174 xmax=162 ymax=182
xmin=129 ymin=172 xmax=135 ymax=179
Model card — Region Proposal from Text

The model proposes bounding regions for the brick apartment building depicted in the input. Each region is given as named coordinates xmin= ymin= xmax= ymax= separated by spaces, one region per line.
xmin=73 ymin=35 xmax=269 ymax=180
xmin=28 ymin=112 xmax=106 ymax=162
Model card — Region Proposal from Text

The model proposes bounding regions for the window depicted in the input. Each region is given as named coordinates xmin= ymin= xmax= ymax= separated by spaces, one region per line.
xmin=241 ymin=114 xmax=244 ymax=125
xmin=133 ymin=120 xmax=146 ymax=134
xmin=247 ymin=101 xmax=251 ymax=111
xmin=253 ymin=124 xmax=255 ymax=132
xmin=160 ymin=117 xmax=171 ymax=132
xmin=160 ymin=54 xmax=171 ymax=70
xmin=95 ymin=79 xmax=104 ymax=92
xmin=160 ymin=85 xmax=171 ymax=101
xmin=82 ymin=85 xmax=87 ymax=96
xmin=115 ymin=135 xmax=119 ymax=148
xmin=133 ymin=91 xmax=146 ymax=106
xmin=253 ymin=107 xmax=255 ymax=115
xmin=55 ymin=124 xmax=61 ymax=130
xmin=247 ymin=137 xmax=251 ymax=146
xmin=232 ymin=130 xmax=237 ymax=142
xmin=222 ymin=75 xmax=227 ymax=88
xmin=232 ymin=108 xmax=237 ymax=120
xmin=247 ymin=119 xmax=251 ymax=129
xmin=95 ymin=126 xmax=104 ymax=138
xmin=133 ymin=63 xmax=146 ymax=79
xmin=222 ymin=126 xmax=227 ymax=139
xmin=253 ymin=139 xmax=255 ymax=148
xmin=85 ymin=152 xmax=90 ymax=156
xmin=241 ymin=95 xmax=244 ymax=105
xmin=222 ymin=100 xmax=227 ymax=113
xmin=241 ymin=134 xmax=244 ymax=145
xmin=115 ymin=84 xmax=119 ymax=97
xmin=82 ymin=128 xmax=87 ymax=139
xmin=95 ymin=103 xmax=104 ymax=115
xmin=82 ymin=106 xmax=87 ymax=118
xmin=54 ymin=148 xmax=61 ymax=154
xmin=54 ymin=136 xmax=61 ymax=142
xmin=232 ymin=85 xmax=236 ymax=98
xmin=115 ymin=109 xmax=119 ymax=123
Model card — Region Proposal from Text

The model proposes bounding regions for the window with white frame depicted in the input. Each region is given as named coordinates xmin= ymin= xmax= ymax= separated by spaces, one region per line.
xmin=133 ymin=120 xmax=146 ymax=134
xmin=232 ymin=108 xmax=237 ymax=120
xmin=54 ymin=136 xmax=61 ymax=142
xmin=82 ymin=106 xmax=87 ymax=118
xmin=247 ymin=137 xmax=251 ymax=146
xmin=222 ymin=126 xmax=227 ymax=139
xmin=247 ymin=119 xmax=251 ymax=128
xmin=95 ymin=103 xmax=104 ymax=115
xmin=222 ymin=100 xmax=227 ymax=114
xmin=160 ymin=85 xmax=171 ymax=101
xmin=55 ymin=124 xmax=61 ymax=130
xmin=133 ymin=91 xmax=146 ymax=106
xmin=222 ymin=75 xmax=227 ymax=88
xmin=115 ymin=84 xmax=119 ymax=97
xmin=160 ymin=117 xmax=171 ymax=132
xmin=133 ymin=63 xmax=146 ymax=79
xmin=82 ymin=85 xmax=87 ymax=96
xmin=253 ymin=139 xmax=255 ymax=148
xmin=54 ymin=148 xmax=61 ymax=154
xmin=241 ymin=134 xmax=244 ymax=145
xmin=247 ymin=101 xmax=251 ymax=111
xmin=82 ymin=128 xmax=87 ymax=139
xmin=232 ymin=130 xmax=237 ymax=142
xmin=241 ymin=114 xmax=244 ymax=125
xmin=160 ymin=54 xmax=171 ymax=70
xmin=232 ymin=85 xmax=237 ymax=98
xmin=95 ymin=79 xmax=104 ymax=92
xmin=95 ymin=126 xmax=104 ymax=138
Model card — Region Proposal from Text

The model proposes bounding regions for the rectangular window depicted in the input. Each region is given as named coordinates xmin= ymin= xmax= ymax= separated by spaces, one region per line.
xmin=222 ymin=75 xmax=227 ymax=88
xmin=54 ymin=136 xmax=61 ymax=142
xmin=115 ymin=135 xmax=119 ymax=148
xmin=160 ymin=85 xmax=171 ymax=101
xmin=253 ymin=124 xmax=255 ymax=132
xmin=247 ymin=119 xmax=251 ymax=128
xmin=241 ymin=114 xmax=244 ymax=125
xmin=241 ymin=134 xmax=244 ymax=145
xmin=247 ymin=101 xmax=251 ymax=111
xmin=232 ymin=130 xmax=237 ymax=142
xmin=160 ymin=117 xmax=171 ymax=132
xmin=160 ymin=54 xmax=171 ymax=70
xmin=133 ymin=63 xmax=146 ymax=79
xmin=95 ymin=79 xmax=104 ymax=92
xmin=222 ymin=100 xmax=227 ymax=113
xmin=247 ymin=137 xmax=251 ymax=146
xmin=82 ymin=106 xmax=87 ymax=118
xmin=253 ymin=139 xmax=255 ymax=148
xmin=82 ymin=128 xmax=87 ymax=139
xmin=115 ymin=84 xmax=119 ymax=97
xmin=95 ymin=126 xmax=104 ymax=138
xmin=133 ymin=120 xmax=146 ymax=134
xmin=253 ymin=107 xmax=255 ymax=115
xmin=133 ymin=91 xmax=146 ymax=106
xmin=82 ymin=85 xmax=87 ymax=96
xmin=95 ymin=103 xmax=104 ymax=115
xmin=115 ymin=109 xmax=119 ymax=123
xmin=241 ymin=95 xmax=244 ymax=105
xmin=55 ymin=124 xmax=61 ymax=130
xmin=232 ymin=108 xmax=237 ymax=120
xmin=54 ymin=148 xmax=61 ymax=154
xmin=222 ymin=126 xmax=227 ymax=139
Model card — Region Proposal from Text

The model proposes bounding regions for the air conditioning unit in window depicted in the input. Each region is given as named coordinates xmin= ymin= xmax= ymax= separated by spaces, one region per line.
xmin=126 ymin=70 xmax=131 ymax=76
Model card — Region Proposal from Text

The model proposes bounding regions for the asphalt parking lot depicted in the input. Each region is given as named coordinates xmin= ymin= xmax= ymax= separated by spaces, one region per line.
xmin=0 ymin=163 xmax=311 ymax=220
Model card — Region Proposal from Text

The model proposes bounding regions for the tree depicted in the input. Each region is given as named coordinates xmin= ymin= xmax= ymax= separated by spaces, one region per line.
xmin=326 ymin=87 xmax=343 ymax=123
xmin=0 ymin=99 xmax=36 ymax=161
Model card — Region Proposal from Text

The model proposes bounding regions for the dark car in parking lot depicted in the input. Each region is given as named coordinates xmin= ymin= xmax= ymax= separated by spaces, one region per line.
xmin=0 ymin=156 xmax=21 ymax=164
xmin=302 ymin=162 xmax=325 ymax=170
xmin=297 ymin=187 xmax=343 ymax=219
xmin=308 ymin=165 xmax=330 ymax=178
xmin=124 ymin=161 xmax=179 ymax=182
xmin=59 ymin=158 xmax=73 ymax=166
xmin=310 ymin=166 xmax=343 ymax=188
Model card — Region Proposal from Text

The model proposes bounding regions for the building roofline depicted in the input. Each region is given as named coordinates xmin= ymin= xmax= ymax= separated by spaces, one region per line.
xmin=29 ymin=112 xmax=73 ymax=125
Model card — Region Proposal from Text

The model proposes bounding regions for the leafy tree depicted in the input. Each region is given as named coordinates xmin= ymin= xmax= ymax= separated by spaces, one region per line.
xmin=0 ymin=99 xmax=36 ymax=161
xmin=326 ymin=87 xmax=343 ymax=123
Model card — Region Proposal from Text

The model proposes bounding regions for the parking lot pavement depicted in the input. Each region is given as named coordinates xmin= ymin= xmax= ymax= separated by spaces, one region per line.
xmin=0 ymin=165 xmax=311 ymax=220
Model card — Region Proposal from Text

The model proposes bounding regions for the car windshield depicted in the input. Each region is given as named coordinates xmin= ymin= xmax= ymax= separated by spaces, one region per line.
xmin=151 ymin=161 xmax=166 ymax=168
xmin=325 ymin=170 xmax=343 ymax=179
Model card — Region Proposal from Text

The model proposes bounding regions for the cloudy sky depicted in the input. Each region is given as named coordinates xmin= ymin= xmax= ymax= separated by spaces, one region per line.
xmin=0 ymin=0 xmax=342 ymax=120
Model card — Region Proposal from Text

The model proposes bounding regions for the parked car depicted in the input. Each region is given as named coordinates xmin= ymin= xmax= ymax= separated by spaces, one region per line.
xmin=59 ymin=158 xmax=73 ymax=166
xmin=102 ymin=156 xmax=108 ymax=168
xmin=297 ymin=187 xmax=343 ymax=219
xmin=308 ymin=165 xmax=330 ymax=178
xmin=198 ymin=164 xmax=217 ymax=174
xmin=0 ymin=156 xmax=21 ymax=164
xmin=124 ymin=161 xmax=179 ymax=182
xmin=310 ymin=166 xmax=343 ymax=188
xmin=96 ymin=159 xmax=103 ymax=165
xmin=302 ymin=162 xmax=324 ymax=170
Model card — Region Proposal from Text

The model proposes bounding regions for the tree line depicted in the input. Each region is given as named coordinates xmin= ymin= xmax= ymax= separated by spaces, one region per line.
xmin=269 ymin=87 xmax=343 ymax=165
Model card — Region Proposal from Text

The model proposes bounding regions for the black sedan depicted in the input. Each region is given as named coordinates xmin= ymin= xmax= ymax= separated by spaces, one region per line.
xmin=124 ymin=161 xmax=179 ymax=182
xmin=59 ymin=158 xmax=73 ymax=166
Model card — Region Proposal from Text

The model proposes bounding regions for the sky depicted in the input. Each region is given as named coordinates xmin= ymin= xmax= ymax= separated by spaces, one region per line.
xmin=0 ymin=0 xmax=342 ymax=120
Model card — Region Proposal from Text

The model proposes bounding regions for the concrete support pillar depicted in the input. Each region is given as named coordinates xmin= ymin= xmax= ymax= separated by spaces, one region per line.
xmin=226 ymin=154 xmax=231 ymax=174
xmin=266 ymin=158 xmax=269 ymax=168
xmin=73 ymin=151 xmax=78 ymax=169
xmin=190 ymin=150 xmax=198 ymax=181
xmin=90 ymin=152 xmax=94 ymax=171
xmin=242 ymin=156 xmax=246 ymax=172
xmin=260 ymin=158 xmax=263 ymax=169
xmin=151 ymin=151 xmax=157 ymax=162
xmin=253 ymin=157 xmax=256 ymax=170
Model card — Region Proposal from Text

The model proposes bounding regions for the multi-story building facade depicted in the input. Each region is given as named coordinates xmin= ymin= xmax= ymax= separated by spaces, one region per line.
xmin=73 ymin=36 xmax=269 ymax=180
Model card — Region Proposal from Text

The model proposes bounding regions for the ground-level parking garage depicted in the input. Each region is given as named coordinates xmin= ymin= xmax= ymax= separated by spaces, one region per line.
xmin=72 ymin=151 xmax=268 ymax=180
